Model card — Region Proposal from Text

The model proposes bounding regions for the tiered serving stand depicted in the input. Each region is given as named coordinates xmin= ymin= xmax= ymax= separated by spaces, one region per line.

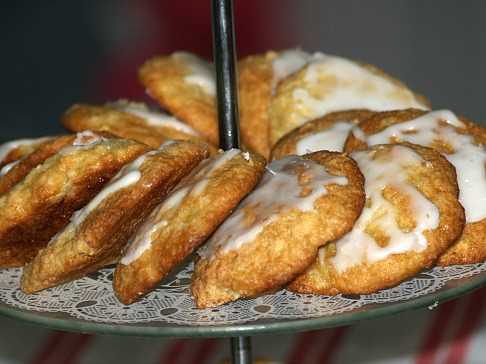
xmin=1 ymin=1 xmax=486 ymax=363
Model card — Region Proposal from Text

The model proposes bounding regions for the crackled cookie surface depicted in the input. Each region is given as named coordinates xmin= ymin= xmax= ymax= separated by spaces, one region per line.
xmin=138 ymin=52 xmax=219 ymax=145
xmin=268 ymin=53 xmax=429 ymax=144
xmin=239 ymin=49 xmax=312 ymax=158
xmin=191 ymin=151 xmax=365 ymax=308
xmin=0 ymin=136 xmax=52 ymax=169
xmin=0 ymin=133 xmax=98 ymax=196
xmin=345 ymin=109 xmax=486 ymax=265
xmin=289 ymin=144 xmax=465 ymax=295
xmin=0 ymin=131 xmax=150 ymax=268
xmin=61 ymin=101 xmax=216 ymax=153
xmin=21 ymin=140 xmax=208 ymax=293
xmin=113 ymin=148 xmax=266 ymax=304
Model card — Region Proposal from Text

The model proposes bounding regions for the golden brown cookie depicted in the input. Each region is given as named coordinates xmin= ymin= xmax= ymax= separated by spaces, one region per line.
xmin=238 ymin=49 xmax=312 ymax=158
xmin=20 ymin=140 xmax=209 ymax=293
xmin=61 ymin=101 xmax=217 ymax=154
xmin=0 ymin=133 xmax=99 ymax=196
xmin=345 ymin=109 xmax=486 ymax=265
xmin=0 ymin=136 xmax=52 ymax=169
xmin=138 ymin=52 xmax=219 ymax=145
xmin=191 ymin=151 xmax=365 ymax=308
xmin=268 ymin=53 xmax=430 ymax=145
xmin=289 ymin=143 xmax=465 ymax=295
xmin=0 ymin=131 xmax=150 ymax=268
xmin=113 ymin=148 xmax=266 ymax=304
xmin=270 ymin=109 xmax=375 ymax=160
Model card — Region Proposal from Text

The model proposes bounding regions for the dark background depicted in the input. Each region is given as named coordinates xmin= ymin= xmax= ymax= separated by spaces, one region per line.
xmin=1 ymin=0 xmax=485 ymax=142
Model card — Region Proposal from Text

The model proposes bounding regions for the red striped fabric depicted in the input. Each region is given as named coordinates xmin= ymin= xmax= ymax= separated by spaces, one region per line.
xmin=156 ymin=339 xmax=191 ymax=364
xmin=444 ymin=289 xmax=486 ymax=364
xmin=285 ymin=330 xmax=323 ymax=364
xmin=314 ymin=326 xmax=348 ymax=364
xmin=28 ymin=331 xmax=95 ymax=364
xmin=414 ymin=299 xmax=459 ymax=364
xmin=187 ymin=338 xmax=222 ymax=364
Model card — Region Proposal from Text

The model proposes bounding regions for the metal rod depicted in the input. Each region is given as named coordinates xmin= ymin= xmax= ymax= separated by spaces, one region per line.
xmin=211 ymin=1 xmax=251 ymax=362
xmin=211 ymin=0 xmax=241 ymax=150
xmin=230 ymin=336 xmax=252 ymax=364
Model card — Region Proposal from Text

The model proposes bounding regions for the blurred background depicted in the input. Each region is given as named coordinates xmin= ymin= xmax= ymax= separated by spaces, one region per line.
xmin=1 ymin=0 xmax=485 ymax=142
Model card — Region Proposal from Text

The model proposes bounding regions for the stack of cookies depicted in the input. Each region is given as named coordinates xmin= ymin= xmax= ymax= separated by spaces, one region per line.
xmin=0 ymin=49 xmax=484 ymax=309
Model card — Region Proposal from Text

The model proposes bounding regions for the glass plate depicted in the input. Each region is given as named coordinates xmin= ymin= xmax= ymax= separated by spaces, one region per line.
xmin=1 ymin=261 xmax=486 ymax=338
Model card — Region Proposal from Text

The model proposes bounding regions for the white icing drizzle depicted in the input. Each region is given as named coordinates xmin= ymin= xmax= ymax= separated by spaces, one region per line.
xmin=120 ymin=149 xmax=245 ymax=265
xmin=200 ymin=155 xmax=348 ymax=260
xmin=357 ymin=109 xmax=486 ymax=223
xmin=58 ymin=131 xmax=107 ymax=155
xmin=173 ymin=52 xmax=216 ymax=96
xmin=330 ymin=145 xmax=440 ymax=271
xmin=0 ymin=159 xmax=21 ymax=176
xmin=113 ymin=102 xmax=201 ymax=137
xmin=271 ymin=49 xmax=312 ymax=93
xmin=290 ymin=54 xmax=428 ymax=125
xmin=242 ymin=151 xmax=250 ymax=161
xmin=296 ymin=121 xmax=354 ymax=154
xmin=69 ymin=149 xmax=156 ymax=226
xmin=0 ymin=136 xmax=51 ymax=162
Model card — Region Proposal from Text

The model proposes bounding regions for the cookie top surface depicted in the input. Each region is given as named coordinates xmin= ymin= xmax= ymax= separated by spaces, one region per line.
xmin=20 ymin=140 xmax=209 ymax=293
xmin=0 ymin=131 xmax=151 ymax=267
xmin=347 ymin=109 xmax=486 ymax=223
xmin=0 ymin=136 xmax=53 ymax=169
xmin=268 ymin=53 xmax=430 ymax=144
xmin=191 ymin=150 xmax=365 ymax=307
xmin=120 ymin=148 xmax=265 ymax=266
xmin=238 ymin=49 xmax=312 ymax=158
xmin=199 ymin=152 xmax=364 ymax=261
xmin=137 ymin=52 xmax=219 ymax=145
xmin=290 ymin=143 xmax=465 ymax=294
xmin=61 ymin=101 xmax=215 ymax=152
xmin=270 ymin=109 xmax=375 ymax=160
xmin=114 ymin=148 xmax=266 ymax=304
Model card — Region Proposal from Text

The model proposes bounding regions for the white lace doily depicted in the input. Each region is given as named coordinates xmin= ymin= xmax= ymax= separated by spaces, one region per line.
xmin=1 ymin=262 xmax=486 ymax=327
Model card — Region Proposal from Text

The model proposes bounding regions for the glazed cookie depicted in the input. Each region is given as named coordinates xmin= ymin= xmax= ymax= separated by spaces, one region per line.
xmin=0 ymin=131 xmax=150 ymax=268
xmin=61 ymin=101 xmax=217 ymax=154
xmin=21 ymin=141 xmax=209 ymax=293
xmin=0 ymin=136 xmax=52 ymax=169
xmin=138 ymin=52 xmax=219 ymax=145
xmin=238 ymin=49 xmax=312 ymax=158
xmin=289 ymin=144 xmax=465 ymax=295
xmin=113 ymin=148 xmax=266 ymax=304
xmin=191 ymin=151 xmax=365 ymax=308
xmin=0 ymin=133 xmax=106 ymax=196
xmin=268 ymin=53 xmax=430 ymax=144
xmin=270 ymin=109 xmax=375 ymax=160
xmin=345 ymin=109 xmax=486 ymax=265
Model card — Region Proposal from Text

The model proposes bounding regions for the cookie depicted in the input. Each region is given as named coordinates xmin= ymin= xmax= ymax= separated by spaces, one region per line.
xmin=268 ymin=53 xmax=430 ymax=144
xmin=238 ymin=49 xmax=312 ymax=158
xmin=21 ymin=140 xmax=209 ymax=293
xmin=61 ymin=101 xmax=217 ymax=154
xmin=191 ymin=151 xmax=365 ymax=307
xmin=0 ymin=131 xmax=150 ymax=268
xmin=138 ymin=52 xmax=219 ymax=145
xmin=270 ymin=109 xmax=375 ymax=160
xmin=345 ymin=109 xmax=486 ymax=265
xmin=113 ymin=148 xmax=266 ymax=304
xmin=290 ymin=143 xmax=465 ymax=294
xmin=0 ymin=136 xmax=52 ymax=169
xmin=0 ymin=133 xmax=96 ymax=196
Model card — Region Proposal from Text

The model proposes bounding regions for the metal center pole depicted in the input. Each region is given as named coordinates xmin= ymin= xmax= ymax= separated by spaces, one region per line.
xmin=230 ymin=336 xmax=252 ymax=364
xmin=211 ymin=0 xmax=251 ymax=363
xmin=211 ymin=0 xmax=241 ymax=150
